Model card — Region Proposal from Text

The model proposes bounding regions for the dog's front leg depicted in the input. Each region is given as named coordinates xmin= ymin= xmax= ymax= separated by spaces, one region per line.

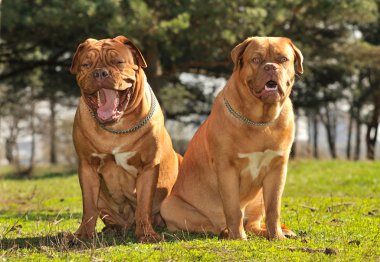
xmin=135 ymin=164 xmax=161 ymax=243
xmin=216 ymin=165 xmax=246 ymax=240
xmin=74 ymin=159 xmax=100 ymax=239
xmin=262 ymin=156 xmax=288 ymax=240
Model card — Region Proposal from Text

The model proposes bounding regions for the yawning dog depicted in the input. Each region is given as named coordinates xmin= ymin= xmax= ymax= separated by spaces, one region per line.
xmin=70 ymin=36 xmax=180 ymax=243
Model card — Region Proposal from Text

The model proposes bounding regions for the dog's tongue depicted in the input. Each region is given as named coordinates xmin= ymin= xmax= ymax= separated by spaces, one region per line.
xmin=97 ymin=89 xmax=119 ymax=121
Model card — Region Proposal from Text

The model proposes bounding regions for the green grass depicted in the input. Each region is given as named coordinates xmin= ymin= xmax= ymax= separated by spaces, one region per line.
xmin=0 ymin=161 xmax=379 ymax=261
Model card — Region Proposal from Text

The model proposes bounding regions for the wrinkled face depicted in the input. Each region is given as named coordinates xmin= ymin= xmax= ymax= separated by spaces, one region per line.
xmin=70 ymin=36 xmax=146 ymax=124
xmin=232 ymin=37 xmax=303 ymax=104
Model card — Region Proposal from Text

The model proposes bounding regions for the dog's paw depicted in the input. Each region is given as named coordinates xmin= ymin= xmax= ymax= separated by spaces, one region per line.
xmin=65 ymin=229 xmax=96 ymax=242
xmin=137 ymin=232 xmax=162 ymax=243
xmin=247 ymin=223 xmax=295 ymax=240
xmin=61 ymin=232 xmax=91 ymax=248
xmin=102 ymin=225 xmax=129 ymax=236
xmin=266 ymin=230 xmax=286 ymax=241
xmin=62 ymin=232 xmax=76 ymax=248
xmin=219 ymin=228 xmax=247 ymax=240
xmin=244 ymin=224 xmax=266 ymax=237
xmin=283 ymin=229 xmax=297 ymax=239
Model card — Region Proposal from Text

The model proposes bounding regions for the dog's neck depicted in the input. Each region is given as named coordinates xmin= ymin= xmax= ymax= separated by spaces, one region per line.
xmin=223 ymin=74 xmax=290 ymax=124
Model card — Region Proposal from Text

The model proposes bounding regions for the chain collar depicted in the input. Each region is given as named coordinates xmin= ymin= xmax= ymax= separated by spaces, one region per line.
xmin=223 ymin=97 xmax=276 ymax=127
xmin=87 ymin=86 xmax=157 ymax=135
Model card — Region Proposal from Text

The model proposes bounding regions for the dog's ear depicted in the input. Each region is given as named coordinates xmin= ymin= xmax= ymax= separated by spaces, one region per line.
xmin=114 ymin=35 xmax=147 ymax=68
xmin=70 ymin=38 xmax=96 ymax=74
xmin=289 ymin=41 xmax=303 ymax=74
xmin=231 ymin=37 xmax=253 ymax=70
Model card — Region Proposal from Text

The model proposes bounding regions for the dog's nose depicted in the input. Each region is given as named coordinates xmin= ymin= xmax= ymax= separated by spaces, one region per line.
xmin=264 ymin=63 xmax=278 ymax=72
xmin=93 ymin=68 xmax=110 ymax=80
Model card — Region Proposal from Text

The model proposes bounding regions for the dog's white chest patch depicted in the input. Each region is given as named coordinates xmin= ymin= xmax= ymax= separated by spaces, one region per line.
xmin=112 ymin=148 xmax=138 ymax=176
xmin=238 ymin=150 xmax=282 ymax=179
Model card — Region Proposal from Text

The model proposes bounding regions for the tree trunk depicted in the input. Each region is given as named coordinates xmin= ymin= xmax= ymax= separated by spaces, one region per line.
xmin=365 ymin=101 xmax=379 ymax=160
xmin=313 ymin=111 xmax=319 ymax=159
xmin=346 ymin=108 xmax=353 ymax=159
xmin=143 ymin=41 xmax=164 ymax=99
xmin=49 ymin=94 xmax=57 ymax=164
xmin=365 ymin=70 xmax=380 ymax=160
xmin=5 ymin=118 xmax=19 ymax=166
xmin=6 ymin=117 xmax=22 ymax=174
xmin=307 ymin=110 xmax=312 ymax=156
xmin=5 ymin=136 xmax=16 ymax=164
xmin=354 ymin=118 xmax=361 ymax=161
xmin=27 ymin=100 xmax=36 ymax=177
xmin=319 ymin=104 xmax=337 ymax=159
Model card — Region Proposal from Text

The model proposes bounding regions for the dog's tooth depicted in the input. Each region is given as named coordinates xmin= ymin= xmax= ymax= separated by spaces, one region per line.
xmin=97 ymin=91 xmax=101 ymax=106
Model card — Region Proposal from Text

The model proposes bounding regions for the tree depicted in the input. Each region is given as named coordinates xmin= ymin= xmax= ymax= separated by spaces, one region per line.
xmin=359 ymin=4 xmax=380 ymax=160
xmin=1 ymin=0 xmax=380 ymax=162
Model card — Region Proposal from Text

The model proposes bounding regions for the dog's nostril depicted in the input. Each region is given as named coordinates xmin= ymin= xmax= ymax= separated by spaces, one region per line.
xmin=264 ymin=64 xmax=277 ymax=71
xmin=93 ymin=69 xmax=109 ymax=80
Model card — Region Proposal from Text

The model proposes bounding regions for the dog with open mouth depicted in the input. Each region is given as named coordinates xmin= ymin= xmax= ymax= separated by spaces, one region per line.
xmin=161 ymin=37 xmax=303 ymax=240
xmin=69 ymin=36 xmax=180 ymax=243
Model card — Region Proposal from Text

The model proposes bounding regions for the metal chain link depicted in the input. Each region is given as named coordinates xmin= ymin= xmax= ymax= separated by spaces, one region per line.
xmin=223 ymin=97 xmax=276 ymax=127
xmin=87 ymin=87 xmax=157 ymax=135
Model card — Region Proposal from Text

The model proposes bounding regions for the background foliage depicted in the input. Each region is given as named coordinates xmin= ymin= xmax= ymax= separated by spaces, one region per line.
xmin=1 ymin=0 xmax=380 ymax=175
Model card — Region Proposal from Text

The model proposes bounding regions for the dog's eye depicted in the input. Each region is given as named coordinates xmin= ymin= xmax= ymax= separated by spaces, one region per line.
xmin=251 ymin=57 xmax=261 ymax=64
xmin=114 ymin=60 xmax=125 ymax=65
xmin=279 ymin=57 xmax=288 ymax=63
xmin=81 ymin=63 xmax=91 ymax=68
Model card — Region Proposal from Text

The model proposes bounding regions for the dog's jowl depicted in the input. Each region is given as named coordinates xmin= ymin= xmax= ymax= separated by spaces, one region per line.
xmin=161 ymin=37 xmax=303 ymax=240
xmin=70 ymin=36 xmax=180 ymax=243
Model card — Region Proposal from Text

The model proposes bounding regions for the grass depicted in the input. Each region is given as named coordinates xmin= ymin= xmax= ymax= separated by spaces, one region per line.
xmin=0 ymin=161 xmax=379 ymax=261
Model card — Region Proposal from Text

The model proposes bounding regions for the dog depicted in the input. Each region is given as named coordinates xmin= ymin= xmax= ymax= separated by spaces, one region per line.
xmin=70 ymin=35 xmax=180 ymax=243
xmin=161 ymin=37 xmax=303 ymax=240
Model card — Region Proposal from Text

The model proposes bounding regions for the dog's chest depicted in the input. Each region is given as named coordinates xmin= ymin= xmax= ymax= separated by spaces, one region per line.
xmin=111 ymin=147 xmax=139 ymax=176
xmin=238 ymin=149 xmax=282 ymax=180
xmin=91 ymin=147 xmax=142 ymax=205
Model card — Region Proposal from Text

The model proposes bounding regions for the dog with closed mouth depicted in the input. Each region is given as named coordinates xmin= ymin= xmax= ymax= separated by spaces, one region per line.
xmin=70 ymin=35 xmax=180 ymax=243
xmin=161 ymin=37 xmax=303 ymax=240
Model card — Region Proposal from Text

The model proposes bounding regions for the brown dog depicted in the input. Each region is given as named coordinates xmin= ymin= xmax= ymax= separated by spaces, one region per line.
xmin=70 ymin=36 xmax=180 ymax=243
xmin=161 ymin=37 xmax=303 ymax=240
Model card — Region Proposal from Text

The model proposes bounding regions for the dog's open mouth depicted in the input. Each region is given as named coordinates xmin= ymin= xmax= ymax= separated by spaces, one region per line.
xmin=85 ymin=88 xmax=132 ymax=123
xmin=265 ymin=80 xmax=278 ymax=91
xmin=254 ymin=80 xmax=282 ymax=98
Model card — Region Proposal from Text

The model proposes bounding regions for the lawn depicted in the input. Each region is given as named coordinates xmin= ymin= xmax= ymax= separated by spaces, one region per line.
xmin=0 ymin=161 xmax=379 ymax=261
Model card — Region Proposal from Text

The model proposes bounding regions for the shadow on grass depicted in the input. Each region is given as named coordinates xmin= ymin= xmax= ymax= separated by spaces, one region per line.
xmin=1 ymin=169 xmax=77 ymax=181
xmin=0 ymin=228 xmax=212 ymax=251
xmin=0 ymin=210 xmax=211 ymax=249
xmin=0 ymin=210 xmax=82 ymax=221
xmin=0 ymin=232 xmax=135 ymax=251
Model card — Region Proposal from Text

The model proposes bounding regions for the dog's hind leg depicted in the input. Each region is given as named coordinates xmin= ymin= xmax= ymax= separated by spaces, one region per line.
xmin=160 ymin=195 xmax=217 ymax=234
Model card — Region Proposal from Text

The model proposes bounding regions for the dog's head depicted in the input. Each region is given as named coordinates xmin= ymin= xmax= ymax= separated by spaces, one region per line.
xmin=231 ymin=37 xmax=303 ymax=104
xmin=70 ymin=36 xmax=147 ymax=124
